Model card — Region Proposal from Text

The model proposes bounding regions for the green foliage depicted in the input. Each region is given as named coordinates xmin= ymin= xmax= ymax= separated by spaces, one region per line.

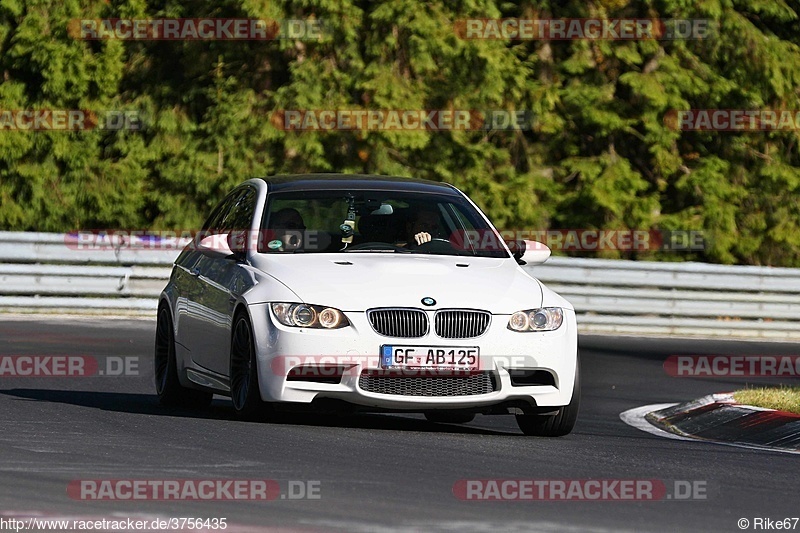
xmin=1 ymin=0 xmax=799 ymax=265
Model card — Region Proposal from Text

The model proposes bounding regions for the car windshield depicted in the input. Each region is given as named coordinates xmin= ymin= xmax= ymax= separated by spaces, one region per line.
xmin=259 ymin=190 xmax=509 ymax=258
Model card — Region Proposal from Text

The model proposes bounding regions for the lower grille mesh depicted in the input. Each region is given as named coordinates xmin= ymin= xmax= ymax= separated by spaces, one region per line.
xmin=358 ymin=371 xmax=496 ymax=396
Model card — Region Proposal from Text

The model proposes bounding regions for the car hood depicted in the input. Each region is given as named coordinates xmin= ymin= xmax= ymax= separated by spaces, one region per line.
xmin=248 ymin=253 xmax=543 ymax=314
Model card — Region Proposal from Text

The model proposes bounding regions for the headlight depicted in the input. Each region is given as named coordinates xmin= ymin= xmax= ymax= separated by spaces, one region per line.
xmin=271 ymin=303 xmax=349 ymax=329
xmin=508 ymin=307 xmax=563 ymax=332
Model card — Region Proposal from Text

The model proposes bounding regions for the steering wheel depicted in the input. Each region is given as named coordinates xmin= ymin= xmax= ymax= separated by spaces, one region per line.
xmin=346 ymin=242 xmax=405 ymax=251
xmin=412 ymin=238 xmax=454 ymax=252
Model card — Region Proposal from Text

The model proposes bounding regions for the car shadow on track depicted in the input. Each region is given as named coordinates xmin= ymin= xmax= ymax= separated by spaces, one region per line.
xmin=0 ymin=388 xmax=520 ymax=436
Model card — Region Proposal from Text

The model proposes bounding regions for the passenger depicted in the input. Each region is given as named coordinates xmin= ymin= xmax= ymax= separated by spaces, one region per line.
xmin=267 ymin=208 xmax=306 ymax=251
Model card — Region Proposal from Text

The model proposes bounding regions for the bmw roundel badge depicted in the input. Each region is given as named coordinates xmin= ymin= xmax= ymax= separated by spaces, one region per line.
xmin=421 ymin=297 xmax=436 ymax=306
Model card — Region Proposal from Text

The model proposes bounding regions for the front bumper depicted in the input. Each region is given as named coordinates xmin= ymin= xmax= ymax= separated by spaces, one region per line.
xmin=249 ymin=304 xmax=578 ymax=410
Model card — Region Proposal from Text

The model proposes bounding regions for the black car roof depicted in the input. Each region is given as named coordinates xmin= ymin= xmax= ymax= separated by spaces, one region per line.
xmin=258 ymin=174 xmax=460 ymax=195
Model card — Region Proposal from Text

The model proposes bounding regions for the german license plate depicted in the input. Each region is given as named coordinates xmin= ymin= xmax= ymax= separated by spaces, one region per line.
xmin=380 ymin=345 xmax=479 ymax=370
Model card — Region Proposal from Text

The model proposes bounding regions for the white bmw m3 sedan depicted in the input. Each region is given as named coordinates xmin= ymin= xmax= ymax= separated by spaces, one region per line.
xmin=155 ymin=174 xmax=580 ymax=436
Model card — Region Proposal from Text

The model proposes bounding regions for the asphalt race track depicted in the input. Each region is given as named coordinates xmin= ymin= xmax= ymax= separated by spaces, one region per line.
xmin=0 ymin=318 xmax=798 ymax=533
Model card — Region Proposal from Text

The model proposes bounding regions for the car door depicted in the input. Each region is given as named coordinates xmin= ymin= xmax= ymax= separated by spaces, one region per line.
xmin=178 ymin=190 xmax=241 ymax=369
xmin=172 ymin=247 xmax=206 ymax=356
xmin=190 ymin=186 xmax=258 ymax=376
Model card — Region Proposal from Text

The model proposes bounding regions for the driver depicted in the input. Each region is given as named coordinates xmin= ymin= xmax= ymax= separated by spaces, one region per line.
xmin=267 ymin=208 xmax=306 ymax=251
xmin=402 ymin=207 xmax=441 ymax=247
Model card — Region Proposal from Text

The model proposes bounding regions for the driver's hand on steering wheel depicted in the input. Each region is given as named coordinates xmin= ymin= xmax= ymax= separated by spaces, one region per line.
xmin=414 ymin=232 xmax=432 ymax=245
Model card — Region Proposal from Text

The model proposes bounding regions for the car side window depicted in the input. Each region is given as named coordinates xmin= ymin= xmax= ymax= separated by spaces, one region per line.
xmin=225 ymin=187 xmax=257 ymax=233
xmin=201 ymin=187 xmax=257 ymax=235
xmin=202 ymin=192 xmax=241 ymax=235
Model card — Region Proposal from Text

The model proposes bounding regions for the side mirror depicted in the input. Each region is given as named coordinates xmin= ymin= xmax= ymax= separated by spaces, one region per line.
xmin=196 ymin=232 xmax=246 ymax=260
xmin=511 ymin=240 xmax=550 ymax=265
xmin=227 ymin=230 xmax=248 ymax=260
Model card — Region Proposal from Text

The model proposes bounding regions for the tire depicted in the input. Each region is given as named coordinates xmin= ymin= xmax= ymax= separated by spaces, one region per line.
xmin=516 ymin=354 xmax=581 ymax=437
xmin=154 ymin=305 xmax=213 ymax=408
xmin=424 ymin=411 xmax=476 ymax=424
xmin=229 ymin=312 xmax=269 ymax=420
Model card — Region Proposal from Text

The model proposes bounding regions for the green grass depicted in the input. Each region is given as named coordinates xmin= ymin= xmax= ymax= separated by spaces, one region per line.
xmin=733 ymin=386 xmax=800 ymax=415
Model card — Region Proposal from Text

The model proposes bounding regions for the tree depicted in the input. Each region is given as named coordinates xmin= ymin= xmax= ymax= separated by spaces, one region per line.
xmin=1 ymin=0 xmax=799 ymax=266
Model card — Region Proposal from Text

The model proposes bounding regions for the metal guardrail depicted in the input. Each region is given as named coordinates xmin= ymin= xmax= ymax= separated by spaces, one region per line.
xmin=0 ymin=232 xmax=176 ymax=312
xmin=528 ymin=259 xmax=800 ymax=339
xmin=2 ymin=232 xmax=799 ymax=339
